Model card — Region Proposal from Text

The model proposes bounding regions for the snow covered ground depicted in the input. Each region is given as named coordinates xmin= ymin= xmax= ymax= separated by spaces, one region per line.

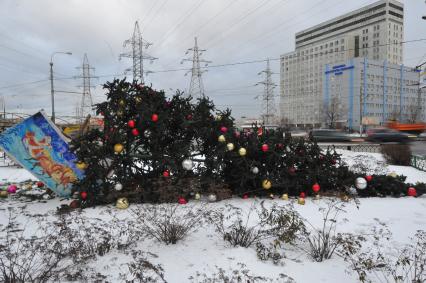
xmin=0 ymin=150 xmax=425 ymax=282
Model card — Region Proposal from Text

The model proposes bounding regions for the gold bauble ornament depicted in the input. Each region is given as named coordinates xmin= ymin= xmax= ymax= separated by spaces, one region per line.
xmin=119 ymin=99 xmax=125 ymax=106
xmin=194 ymin=193 xmax=201 ymax=200
xmin=226 ymin=143 xmax=235 ymax=151
xmin=215 ymin=115 xmax=222 ymax=121
xmin=135 ymin=97 xmax=142 ymax=103
xmin=76 ymin=162 xmax=87 ymax=170
xmin=262 ymin=179 xmax=272 ymax=190
xmin=116 ymin=197 xmax=129 ymax=209
xmin=238 ymin=147 xmax=247 ymax=156
xmin=218 ymin=135 xmax=226 ymax=143
xmin=117 ymin=110 xmax=124 ymax=116
xmin=341 ymin=195 xmax=349 ymax=202
xmin=314 ymin=194 xmax=321 ymax=200
xmin=298 ymin=197 xmax=305 ymax=205
xmin=269 ymin=193 xmax=274 ymax=199
xmin=388 ymin=171 xmax=398 ymax=178
xmin=281 ymin=193 xmax=289 ymax=200
xmin=114 ymin=143 xmax=124 ymax=154
xmin=0 ymin=191 xmax=8 ymax=198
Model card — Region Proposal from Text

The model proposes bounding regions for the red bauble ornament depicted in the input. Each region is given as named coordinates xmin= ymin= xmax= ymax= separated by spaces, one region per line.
xmin=81 ymin=192 xmax=87 ymax=200
xmin=69 ymin=200 xmax=80 ymax=209
xmin=319 ymin=155 xmax=324 ymax=160
xmin=257 ymin=128 xmax=263 ymax=136
xmin=288 ymin=167 xmax=296 ymax=175
xmin=36 ymin=181 xmax=44 ymax=188
xmin=407 ymin=187 xmax=417 ymax=197
xmin=220 ymin=126 xmax=228 ymax=133
xmin=234 ymin=131 xmax=241 ymax=138
xmin=186 ymin=114 xmax=192 ymax=120
xmin=365 ymin=175 xmax=373 ymax=182
xmin=331 ymin=159 xmax=337 ymax=165
xmin=131 ymin=128 xmax=140 ymax=136
xmin=261 ymin=144 xmax=269 ymax=152
xmin=178 ymin=197 xmax=187 ymax=204
xmin=128 ymin=120 xmax=135 ymax=128
xmin=243 ymin=194 xmax=249 ymax=199
xmin=300 ymin=192 xmax=306 ymax=198
xmin=312 ymin=183 xmax=320 ymax=193
xmin=276 ymin=143 xmax=284 ymax=149
xmin=151 ymin=114 xmax=159 ymax=122
xmin=163 ymin=170 xmax=170 ymax=177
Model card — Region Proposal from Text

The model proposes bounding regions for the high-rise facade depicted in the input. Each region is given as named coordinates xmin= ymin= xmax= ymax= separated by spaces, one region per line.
xmin=279 ymin=0 xmax=420 ymax=129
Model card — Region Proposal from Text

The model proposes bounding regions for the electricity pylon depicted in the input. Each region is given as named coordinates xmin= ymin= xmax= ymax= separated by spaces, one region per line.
xmin=181 ymin=37 xmax=211 ymax=98
xmin=119 ymin=21 xmax=157 ymax=84
xmin=255 ymin=59 xmax=277 ymax=127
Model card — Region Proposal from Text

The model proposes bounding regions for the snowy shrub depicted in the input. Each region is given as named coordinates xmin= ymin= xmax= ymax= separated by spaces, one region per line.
xmin=300 ymin=199 xmax=348 ymax=262
xmin=210 ymin=201 xmax=304 ymax=252
xmin=188 ymin=262 xmax=295 ymax=282
xmin=130 ymin=203 xmax=209 ymax=244
xmin=0 ymin=210 xmax=69 ymax=282
xmin=339 ymin=223 xmax=426 ymax=283
xmin=121 ymin=251 xmax=166 ymax=283
xmin=380 ymin=144 xmax=412 ymax=166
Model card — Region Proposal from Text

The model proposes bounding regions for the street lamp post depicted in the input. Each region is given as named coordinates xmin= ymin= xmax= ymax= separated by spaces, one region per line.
xmin=50 ymin=51 xmax=72 ymax=123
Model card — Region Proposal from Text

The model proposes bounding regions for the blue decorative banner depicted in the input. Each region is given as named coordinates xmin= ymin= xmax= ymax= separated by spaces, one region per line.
xmin=0 ymin=111 xmax=83 ymax=196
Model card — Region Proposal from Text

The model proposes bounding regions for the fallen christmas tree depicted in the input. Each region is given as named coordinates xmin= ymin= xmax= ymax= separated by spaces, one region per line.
xmin=70 ymin=79 xmax=425 ymax=207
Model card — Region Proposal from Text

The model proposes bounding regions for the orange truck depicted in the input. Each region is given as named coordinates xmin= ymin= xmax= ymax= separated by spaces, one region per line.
xmin=387 ymin=121 xmax=426 ymax=135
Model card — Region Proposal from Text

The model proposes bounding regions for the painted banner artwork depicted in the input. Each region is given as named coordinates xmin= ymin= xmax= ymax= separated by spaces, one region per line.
xmin=0 ymin=111 xmax=84 ymax=196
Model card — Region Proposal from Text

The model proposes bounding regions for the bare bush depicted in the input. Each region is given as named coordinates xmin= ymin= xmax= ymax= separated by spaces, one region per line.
xmin=339 ymin=224 xmax=426 ymax=283
xmin=0 ymin=210 xmax=69 ymax=282
xmin=300 ymin=199 xmax=348 ymax=262
xmin=210 ymin=201 xmax=304 ymax=252
xmin=380 ymin=144 xmax=412 ymax=166
xmin=130 ymin=203 xmax=209 ymax=244
xmin=121 ymin=251 xmax=167 ymax=283
xmin=188 ymin=262 xmax=295 ymax=282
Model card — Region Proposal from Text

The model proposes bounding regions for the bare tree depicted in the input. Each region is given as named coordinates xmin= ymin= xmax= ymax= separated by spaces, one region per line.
xmin=323 ymin=96 xmax=346 ymax=129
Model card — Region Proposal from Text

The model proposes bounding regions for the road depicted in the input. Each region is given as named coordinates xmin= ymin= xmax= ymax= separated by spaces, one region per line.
xmin=410 ymin=141 xmax=426 ymax=156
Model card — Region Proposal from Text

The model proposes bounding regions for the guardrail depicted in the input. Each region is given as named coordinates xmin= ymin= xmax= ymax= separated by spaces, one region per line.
xmin=410 ymin=155 xmax=426 ymax=171
xmin=318 ymin=143 xmax=382 ymax=153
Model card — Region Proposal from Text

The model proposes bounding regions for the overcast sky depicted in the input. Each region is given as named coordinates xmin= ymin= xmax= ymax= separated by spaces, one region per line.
xmin=0 ymin=0 xmax=425 ymax=122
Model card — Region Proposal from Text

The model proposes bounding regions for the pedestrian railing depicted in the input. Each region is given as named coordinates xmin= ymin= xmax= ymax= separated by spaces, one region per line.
xmin=410 ymin=155 xmax=426 ymax=172
xmin=319 ymin=143 xmax=381 ymax=153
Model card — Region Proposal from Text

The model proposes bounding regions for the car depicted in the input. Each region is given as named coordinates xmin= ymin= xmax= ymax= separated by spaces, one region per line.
xmin=309 ymin=129 xmax=353 ymax=142
xmin=365 ymin=128 xmax=411 ymax=143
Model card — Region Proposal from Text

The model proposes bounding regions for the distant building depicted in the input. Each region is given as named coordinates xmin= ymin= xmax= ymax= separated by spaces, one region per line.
xmin=279 ymin=0 xmax=424 ymax=130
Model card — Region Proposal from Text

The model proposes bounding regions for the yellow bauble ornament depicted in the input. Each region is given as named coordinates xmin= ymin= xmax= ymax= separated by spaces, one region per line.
xmin=116 ymin=197 xmax=129 ymax=209
xmin=119 ymin=99 xmax=125 ymax=106
xmin=218 ymin=135 xmax=226 ymax=143
xmin=114 ymin=143 xmax=124 ymax=154
xmin=226 ymin=143 xmax=235 ymax=151
xmin=76 ymin=162 xmax=87 ymax=170
xmin=194 ymin=193 xmax=201 ymax=200
xmin=281 ymin=193 xmax=289 ymax=200
xmin=238 ymin=148 xmax=247 ymax=156
xmin=215 ymin=115 xmax=222 ymax=121
xmin=388 ymin=171 xmax=398 ymax=178
xmin=262 ymin=179 xmax=272 ymax=190
xmin=298 ymin=197 xmax=305 ymax=205
xmin=0 ymin=191 xmax=8 ymax=198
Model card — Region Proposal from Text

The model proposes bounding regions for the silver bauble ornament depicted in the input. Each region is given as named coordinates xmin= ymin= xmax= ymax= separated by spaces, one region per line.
xmin=208 ymin=194 xmax=217 ymax=202
xmin=347 ymin=186 xmax=358 ymax=195
xmin=251 ymin=167 xmax=259 ymax=174
xmin=355 ymin=177 xmax=367 ymax=190
xmin=182 ymin=159 xmax=193 ymax=170
xmin=114 ymin=183 xmax=123 ymax=191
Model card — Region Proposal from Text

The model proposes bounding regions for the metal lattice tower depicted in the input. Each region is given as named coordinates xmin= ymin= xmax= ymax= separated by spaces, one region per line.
xmin=120 ymin=21 xmax=157 ymax=84
xmin=256 ymin=59 xmax=277 ymax=127
xmin=181 ymin=37 xmax=211 ymax=98
xmin=75 ymin=54 xmax=97 ymax=123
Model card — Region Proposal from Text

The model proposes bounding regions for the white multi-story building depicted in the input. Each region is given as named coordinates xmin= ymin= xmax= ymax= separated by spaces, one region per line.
xmin=279 ymin=0 xmax=422 ymax=130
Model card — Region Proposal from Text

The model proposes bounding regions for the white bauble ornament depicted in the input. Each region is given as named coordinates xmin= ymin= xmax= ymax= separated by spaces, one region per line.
xmin=208 ymin=194 xmax=217 ymax=202
xmin=226 ymin=143 xmax=235 ymax=151
xmin=182 ymin=159 xmax=193 ymax=170
xmin=251 ymin=167 xmax=259 ymax=174
xmin=355 ymin=177 xmax=367 ymax=190
xmin=115 ymin=183 xmax=123 ymax=191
